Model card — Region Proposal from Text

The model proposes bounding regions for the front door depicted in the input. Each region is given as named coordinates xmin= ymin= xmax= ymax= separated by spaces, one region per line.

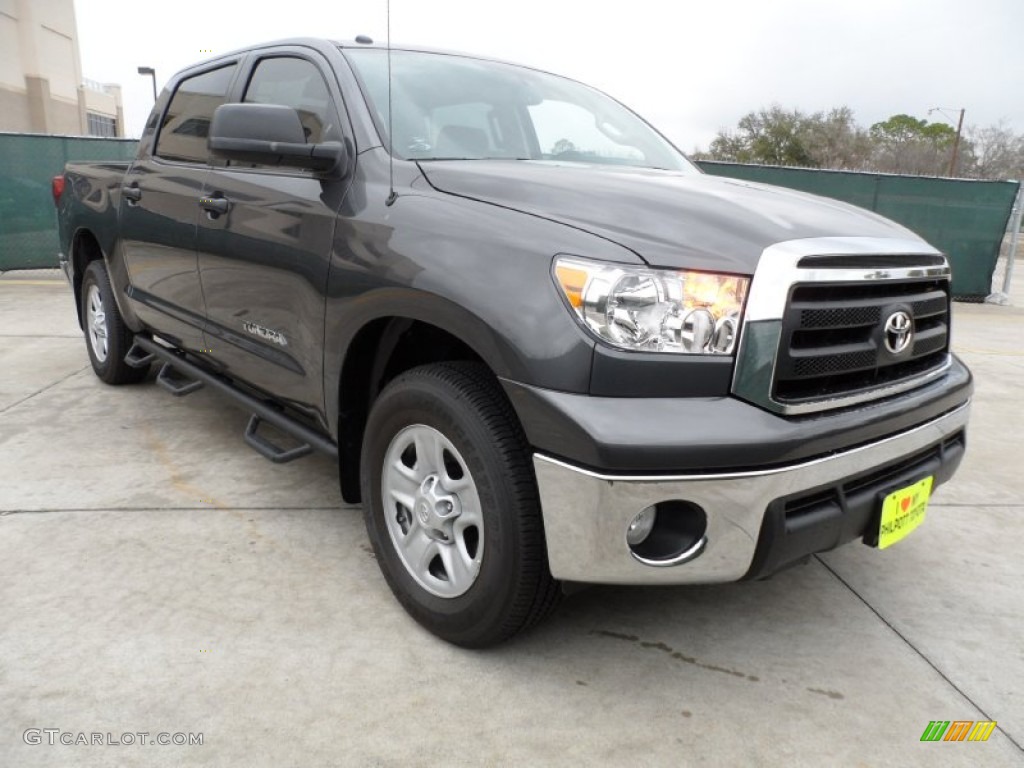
xmin=197 ymin=51 xmax=350 ymax=423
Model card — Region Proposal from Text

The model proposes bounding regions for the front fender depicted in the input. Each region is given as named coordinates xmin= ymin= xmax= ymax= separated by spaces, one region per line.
xmin=323 ymin=185 xmax=639 ymax=431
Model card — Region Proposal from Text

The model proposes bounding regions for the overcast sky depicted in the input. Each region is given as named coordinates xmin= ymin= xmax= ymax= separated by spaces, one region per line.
xmin=75 ymin=0 xmax=1023 ymax=150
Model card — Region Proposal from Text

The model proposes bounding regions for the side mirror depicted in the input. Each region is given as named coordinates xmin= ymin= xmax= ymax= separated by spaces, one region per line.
xmin=208 ymin=103 xmax=347 ymax=174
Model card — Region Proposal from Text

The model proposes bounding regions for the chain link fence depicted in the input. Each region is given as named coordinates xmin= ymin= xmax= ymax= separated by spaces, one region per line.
xmin=0 ymin=132 xmax=137 ymax=271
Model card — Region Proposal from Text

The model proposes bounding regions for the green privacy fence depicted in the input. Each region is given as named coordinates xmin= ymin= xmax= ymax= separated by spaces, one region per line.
xmin=697 ymin=161 xmax=1021 ymax=299
xmin=0 ymin=132 xmax=138 ymax=271
xmin=0 ymin=133 xmax=1017 ymax=297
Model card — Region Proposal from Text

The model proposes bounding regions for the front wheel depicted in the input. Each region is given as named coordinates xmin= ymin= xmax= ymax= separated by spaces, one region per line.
xmin=360 ymin=362 xmax=561 ymax=647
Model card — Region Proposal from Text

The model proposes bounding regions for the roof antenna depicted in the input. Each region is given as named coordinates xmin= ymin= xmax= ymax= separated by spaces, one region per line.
xmin=385 ymin=0 xmax=397 ymax=206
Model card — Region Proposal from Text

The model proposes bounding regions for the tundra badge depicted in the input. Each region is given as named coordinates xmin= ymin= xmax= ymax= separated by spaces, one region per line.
xmin=243 ymin=321 xmax=288 ymax=347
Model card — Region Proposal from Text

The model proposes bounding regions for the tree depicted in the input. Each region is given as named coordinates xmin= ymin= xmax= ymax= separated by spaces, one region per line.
xmin=708 ymin=106 xmax=816 ymax=166
xmin=963 ymin=123 xmax=1024 ymax=180
xmin=802 ymin=107 xmax=872 ymax=170
xmin=869 ymin=115 xmax=957 ymax=175
xmin=701 ymin=108 xmax=1024 ymax=179
xmin=869 ymin=114 xmax=932 ymax=145
xmin=707 ymin=105 xmax=870 ymax=169
xmin=550 ymin=138 xmax=577 ymax=155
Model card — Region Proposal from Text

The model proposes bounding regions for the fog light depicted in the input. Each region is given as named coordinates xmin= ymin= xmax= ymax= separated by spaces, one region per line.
xmin=628 ymin=500 xmax=708 ymax=567
xmin=626 ymin=506 xmax=657 ymax=546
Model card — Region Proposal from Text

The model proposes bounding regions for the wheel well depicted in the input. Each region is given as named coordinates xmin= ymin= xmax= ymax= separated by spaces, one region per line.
xmin=337 ymin=318 xmax=485 ymax=504
xmin=71 ymin=230 xmax=103 ymax=326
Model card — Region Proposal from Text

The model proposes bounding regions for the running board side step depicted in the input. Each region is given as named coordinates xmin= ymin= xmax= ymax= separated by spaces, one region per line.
xmin=124 ymin=344 xmax=156 ymax=369
xmin=245 ymin=415 xmax=313 ymax=463
xmin=157 ymin=362 xmax=204 ymax=396
xmin=128 ymin=337 xmax=338 ymax=464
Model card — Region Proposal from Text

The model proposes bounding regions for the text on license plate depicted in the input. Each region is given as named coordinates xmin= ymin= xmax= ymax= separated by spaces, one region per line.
xmin=878 ymin=476 xmax=934 ymax=549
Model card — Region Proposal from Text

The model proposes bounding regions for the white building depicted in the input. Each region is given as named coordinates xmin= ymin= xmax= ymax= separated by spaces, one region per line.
xmin=0 ymin=0 xmax=123 ymax=136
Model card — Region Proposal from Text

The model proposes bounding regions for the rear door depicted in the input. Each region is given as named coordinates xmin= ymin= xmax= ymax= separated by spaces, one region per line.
xmin=196 ymin=49 xmax=351 ymax=419
xmin=119 ymin=62 xmax=239 ymax=350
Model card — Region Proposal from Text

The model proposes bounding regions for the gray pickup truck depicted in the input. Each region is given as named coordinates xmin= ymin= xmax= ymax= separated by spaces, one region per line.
xmin=54 ymin=38 xmax=972 ymax=646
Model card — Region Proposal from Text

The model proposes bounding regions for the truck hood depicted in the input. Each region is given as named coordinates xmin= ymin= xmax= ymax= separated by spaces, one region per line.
xmin=418 ymin=160 xmax=921 ymax=273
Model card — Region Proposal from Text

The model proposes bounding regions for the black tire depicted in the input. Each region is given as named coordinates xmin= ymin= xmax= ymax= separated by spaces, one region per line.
xmin=81 ymin=260 xmax=149 ymax=385
xmin=360 ymin=362 xmax=561 ymax=647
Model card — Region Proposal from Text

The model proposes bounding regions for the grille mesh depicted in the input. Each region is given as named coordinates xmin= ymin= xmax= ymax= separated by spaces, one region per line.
xmin=800 ymin=306 xmax=881 ymax=329
xmin=792 ymin=350 xmax=877 ymax=377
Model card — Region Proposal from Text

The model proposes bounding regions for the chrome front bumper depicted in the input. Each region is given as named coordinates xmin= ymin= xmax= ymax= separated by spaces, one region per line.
xmin=533 ymin=402 xmax=970 ymax=585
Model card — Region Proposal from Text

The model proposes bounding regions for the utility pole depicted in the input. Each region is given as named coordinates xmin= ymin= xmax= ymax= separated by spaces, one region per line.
xmin=947 ymin=108 xmax=965 ymax=177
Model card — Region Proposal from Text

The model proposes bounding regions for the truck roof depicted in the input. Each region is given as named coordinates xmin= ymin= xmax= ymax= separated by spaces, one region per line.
xmin=184 ymin=37 xmax=527 ymax=75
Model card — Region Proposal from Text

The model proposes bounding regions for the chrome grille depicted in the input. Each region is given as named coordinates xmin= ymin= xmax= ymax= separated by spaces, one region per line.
xmin=731 ymin=237 xmax=954 ymax=416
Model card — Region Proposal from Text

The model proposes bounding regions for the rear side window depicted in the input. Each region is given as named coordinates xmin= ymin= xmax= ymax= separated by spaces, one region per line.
xmin=155 ymin=64 xmax=237 ymax=164
xmin=243 ymin=57 xmax=336 ymax=144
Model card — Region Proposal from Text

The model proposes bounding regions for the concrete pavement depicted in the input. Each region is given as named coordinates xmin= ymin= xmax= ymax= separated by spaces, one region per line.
xmin=1 ymin=269 xmax=1022 ymax=767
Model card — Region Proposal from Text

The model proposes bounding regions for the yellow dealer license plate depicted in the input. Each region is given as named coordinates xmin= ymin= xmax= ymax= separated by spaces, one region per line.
xmin=878 ymin=477 xmax=933 ymax=549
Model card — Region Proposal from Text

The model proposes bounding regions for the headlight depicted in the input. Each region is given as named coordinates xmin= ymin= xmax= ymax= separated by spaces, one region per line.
xmin=554 ymin=257 xmax=749 ymax=355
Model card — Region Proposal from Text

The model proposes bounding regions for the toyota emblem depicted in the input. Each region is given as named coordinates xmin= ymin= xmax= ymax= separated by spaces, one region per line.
xmin=883 ymin=311 xmax=913 ymax=355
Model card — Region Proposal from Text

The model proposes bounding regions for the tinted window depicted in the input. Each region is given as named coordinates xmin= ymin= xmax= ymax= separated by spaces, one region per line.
xmin=155 ymin=65 xmax=237 ymax=164
xmin=243 ymin=57 xmax=336 ymax=144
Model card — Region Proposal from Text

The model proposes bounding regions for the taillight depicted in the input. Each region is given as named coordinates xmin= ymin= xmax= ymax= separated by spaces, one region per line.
xmin=52 ymin=175 xmax=65 ymax=205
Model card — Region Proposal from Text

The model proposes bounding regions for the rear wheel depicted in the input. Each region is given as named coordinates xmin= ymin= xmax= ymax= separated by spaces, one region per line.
xmin=360 ymin=362 xmax=561 ymax=647
xmin=81 ymin=260 xmax=149 ymax=384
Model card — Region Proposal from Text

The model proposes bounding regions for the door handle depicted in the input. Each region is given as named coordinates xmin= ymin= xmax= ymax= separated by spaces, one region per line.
xmin=199 ymin=195 xmax=230 ymax=215
xmin=122 ymin=185 xmax=142 ymax=203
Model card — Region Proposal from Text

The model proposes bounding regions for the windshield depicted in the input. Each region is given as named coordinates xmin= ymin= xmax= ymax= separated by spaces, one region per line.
xmin=344 ymin=48 xmax=694 ymax=172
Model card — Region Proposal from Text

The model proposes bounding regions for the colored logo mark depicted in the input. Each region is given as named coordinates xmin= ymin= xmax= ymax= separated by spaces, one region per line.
xmin=920 ymin=720 xmax=997 ymax=742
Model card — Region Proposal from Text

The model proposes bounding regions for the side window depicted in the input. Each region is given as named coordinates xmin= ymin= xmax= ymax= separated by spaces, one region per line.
xmin=243 ymin=57 xmax=336 ymax=144
xmin=155 ymin=64 xmax=237 ymax=163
